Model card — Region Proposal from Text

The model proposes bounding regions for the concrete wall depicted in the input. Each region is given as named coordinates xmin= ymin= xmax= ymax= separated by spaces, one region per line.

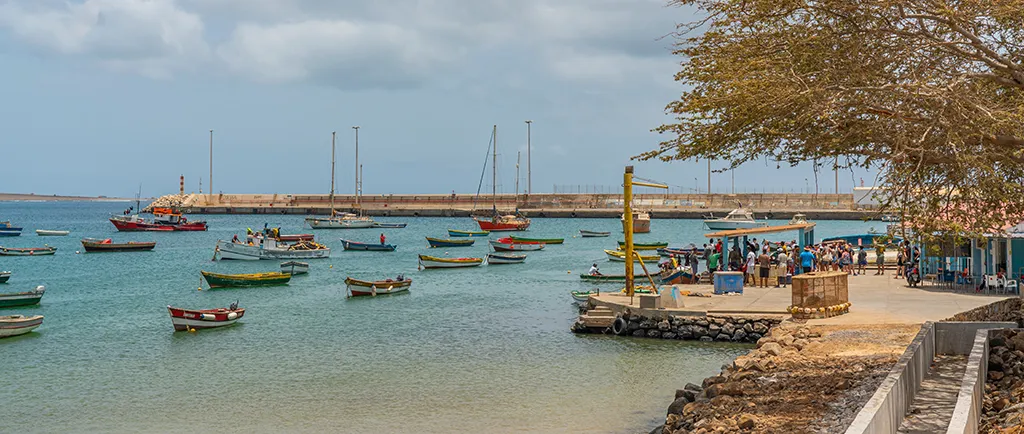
xmin=946 ymin=329 xmax=991 ymax=434
xmin=845 ymin=322 xmax=935 ymax=434
xmin=934 ymin=322 xmax=1017 ymax=355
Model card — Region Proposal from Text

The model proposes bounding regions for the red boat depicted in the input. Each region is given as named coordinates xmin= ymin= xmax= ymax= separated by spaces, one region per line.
xmin=475 ymin=215 xmax=530 ymax=232
xmin=167 ymin=304 xmax=244 ymax=331
xmin=496 ymin=237 xmax=544 ymax=245
xmin=111 ymin=207 xmax=207 ymax=232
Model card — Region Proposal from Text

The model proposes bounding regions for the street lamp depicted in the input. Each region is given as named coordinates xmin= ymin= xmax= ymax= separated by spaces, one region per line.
xmin=525 ymin=120 xmax=532 ymax=196
xmin=352 ymin=126 xmax=360 ymax=199
xmin=804 ymin=178 xmax=809 ymax=194
xmin=694 ymin=177 xmax=698 ymax=194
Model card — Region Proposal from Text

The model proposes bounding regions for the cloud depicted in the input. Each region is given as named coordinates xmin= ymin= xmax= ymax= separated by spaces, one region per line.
xmin=0 ymin=0 xmax=684 ymax=88
xmin=0 ymin=0 xmax=209 ymax=78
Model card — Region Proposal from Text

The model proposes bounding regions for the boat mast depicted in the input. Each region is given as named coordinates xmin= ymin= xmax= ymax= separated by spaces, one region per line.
xmin=353 ymin=126 xmax=360 ymax=213
xmin=136 ymin=184 xmax=141 ymax=214
xmin=515 ymin=151 xmax=520 ymax=211
xmin=330 ymin=131 xmax=336 ymax=216
xmin=492 ymin=124 xmax=497 ymax=215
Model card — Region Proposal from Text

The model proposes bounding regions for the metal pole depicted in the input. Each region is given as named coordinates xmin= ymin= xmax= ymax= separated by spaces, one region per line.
xmin=835 ymin=156 xmax=839 ymax=194
xmin=208 ymin=129 xmax=213 ymax=200
xmin=624 ymin=166 xmax=635 ymax=297
xmin=492 ymin=125 xmax=497 ymax=212
xmin=525 ymin=120 xmax=532 ymax=196
xmin=330 ymin=131 xmax=336 ymax=213
xmin=353 ymin=126 xmax=360 ymax=208
xmin=707 ymin=160 xmax=711 ymax=195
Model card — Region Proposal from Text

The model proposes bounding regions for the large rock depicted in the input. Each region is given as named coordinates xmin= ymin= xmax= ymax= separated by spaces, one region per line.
xmin=755 ymin=337 xmax=775 ymax=348
xmin=692 ymin=326 xmax=709 ymax=337
xmin=632 ymin=329 xmax=647 ymax=337
xmin=667 ymin=396 xmax=691 ymax=415
xmin=640 ymin=319 xmax=656 ymax=329
xmin=677 ymin=325 xmax=693 ymax=339
xmin=702 ymin=375 xmax=726 ymax=389
xmin=705 ymin=382 xmax=743 ymax=398
xmin=662 ymin=332 xmax=677 ymax=340
xmin=714 ymin=333 xmax=732 ymax=341
xmin=627 ymin=321 xmax=641 ymax=332
xmin=743 ymin=323 xmax=754 ymax=333
xmin=708 ymin=324 xmax=721 ymax=338
xmin=752 ymin=321 xmax=769 ymax=334
xmin=699 ymin=336 xmax=713 ymax=342
xmin=711 ymin=317 xmax=727 ymax=326
xmin=737 ymin=414 xmax=758 ymax=430
xmin=761 ymin=342 xmax=784 ymax=357
xmin=648 ymin=426 xmax=664 ymax=434
xmin=658 ymin=320 xmax=671 ymax=331
xmin=776 ymin=334 xmax=795 ymax=347
xmin=732 ymin=329 xmax=748 ymax=342
xmin=696 ymin=319 xmax=710 ymax=327
xmin=721 ymin=322 xmax=736 ymax=336
xmin=647 ymin=329 xmax=663 ymax=338
xmin=791 ymin=338 xmax=808 ymax=350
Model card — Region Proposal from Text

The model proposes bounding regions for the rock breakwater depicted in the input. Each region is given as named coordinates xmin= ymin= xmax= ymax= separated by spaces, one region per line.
xmin=981 ymin=329 xmax=1024 ymax=433
xmin=571 ymin=310 xmax=782 ymax=344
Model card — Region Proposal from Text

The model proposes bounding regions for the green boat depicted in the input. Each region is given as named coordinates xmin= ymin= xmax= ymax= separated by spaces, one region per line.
xmin=617 ymin=241 xmax=669 ymax=250
xmin=201 ymin=271 xmax=292 ymax=288
xmin=0 ymin=285 xmax=45 ymax=308
xmin=448 ymin=229 xmax=490 ymax=237
xmin=579 ymin=273 xmax=649 ymax=282
xmin=509 ymin=235 xmax=564 ymax=244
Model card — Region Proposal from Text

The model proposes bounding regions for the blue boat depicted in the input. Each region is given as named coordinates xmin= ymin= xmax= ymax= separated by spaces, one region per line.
xmin=426 ymin=237 xmax=475 ymax=248
xmin=448 ymin=229 xmax=490 ymax=237
xmin=0 ymin=221 xmax=22 ymax=237
xmin=341 ymin=239 xmax=397 ymax=252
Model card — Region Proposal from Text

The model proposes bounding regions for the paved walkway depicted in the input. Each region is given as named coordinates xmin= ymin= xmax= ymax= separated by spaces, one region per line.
xmin=897 ymin=355 xmax=968 ymax=433
xmin=588 ymin=273 xmax=1012 ymax=324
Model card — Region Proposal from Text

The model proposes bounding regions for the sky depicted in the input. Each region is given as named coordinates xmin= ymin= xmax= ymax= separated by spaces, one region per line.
xmin=0 ymin=0 xmax=876 ymax=198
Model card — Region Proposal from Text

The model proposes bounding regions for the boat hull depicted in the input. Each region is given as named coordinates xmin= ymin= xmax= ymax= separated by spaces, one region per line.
xmin=280 ymin=261 xmax=309 ymax=275
xmin=703 ymin=220 xmax=768 ymax=230
xmin=0 ymin=272 xmax=9 ymax=284
xmin=509 ymin=235 xmax=564 ymax=244
xmin=426 ymin=237 xmax=475 ymax=248
xmin=110 ymin=217 xmax=206 ymax=231
xmin=604 ymin=249 xmax=660 ymax=262
xmin=167 ymin=306 xmax=244 ymax=331
xmin=373 ymin=223 xmax=407 ymax=228
xmin=345 ymin=277 xmax=412 ymax=296
xmin=0 ymin=247 xmax=56 ymax=256
xmin=201 ymin=271 xmax=292 ymax=288
xmin=342 ymin=240 xmax=397 ymax=251
xmin=486 ymin=253 xmax=526 ymax=264
xmin=617 ymin=241 xmax=668 ymax=250
xmin=278 ymin=234 xmax=314 ymax=242
xmin=448 ymin=229 xmax=490 ymax=237
xmin=81 ymin=240 xmax=156 ymax=252
xmin=305 ymin=217 xmax=375 ymax=229
xmin=0 ymin=230 xmax=21 ymax=237
xmin=0 ymin=287 xmax=45 ymax=307
xmin=579 ymin=230 xmax=610 ymax=238
xmin=578 ymin=274 xmax=648 ymax=282
xmin=475 ymin=218 xmax=530 ymax=232
xmin=0 ymin=315 xmax=43 ymax=338
xmin=216 ymin=241 xmax=330 ymax=260
xmin=35 ymin=230 xmax=69 ymax=236
xmin=489 ymin=240 xmax=544 ymax=251
xmin=418 ymin=255 xmax=483 ymax=269
xmin=570 ymin=291 xmax=595 ymax=303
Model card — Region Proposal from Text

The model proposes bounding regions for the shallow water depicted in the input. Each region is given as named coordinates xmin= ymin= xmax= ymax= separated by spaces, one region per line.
xmin=0 ymin=202 xmax=874 ymax=433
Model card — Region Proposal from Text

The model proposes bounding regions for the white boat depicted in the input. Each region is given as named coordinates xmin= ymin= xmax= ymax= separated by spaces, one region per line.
xmin=280 ymin=261 xmax=309 ymax=275
xmin=306 ymin=213 xmax=375 ymax=229
xmin=703 ymin=208 xmax=768 ymax=230
xmin=486 ymin=253 xmax=526 ymax=264
xmin=216 ymin=239 xmax=330 ymax=261
xmin=0 ymin=314 xmax=43 ymax=338
xmin=622 ymin=211 xmax=651 ymax=233
xmin=788 ymin=214 xmax=809 ymax=225
xmin=35 ymin=230 xmax=70 ymax=236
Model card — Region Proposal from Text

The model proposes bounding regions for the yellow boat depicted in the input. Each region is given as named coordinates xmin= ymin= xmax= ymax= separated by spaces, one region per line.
xmin=604 ymin=249 xmax=660 ymax=263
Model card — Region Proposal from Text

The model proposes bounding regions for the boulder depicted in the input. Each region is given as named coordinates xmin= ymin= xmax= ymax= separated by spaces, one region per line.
xmin=677 ymin=325 xmax=694 ymax=339
xmin=649 ymin=426 xmax=664 ymax=434
xmin=702 ymin=375 xmax=727 ymax=389
xmin=692 ymin=326 xmax=709 ymax=337
xmin=705 ymin=382 xmax=743 ymax=398
xmin=752 ymin=322 xmax=769 ymax=334
xmin=640 ymin=319 xmax=656 ymax=329
xmin=761 ymin=342 xmax=784 ymax=357
xmin=777 ymin=334 xmax=795 ymax=347
xmin=708 ymin=324 xmax=721 ymax=338
xmin=647 ymin=329 xmax=662 ymax=338
xmin=627 ymin=321 xmax=641 ymax=332
xmin=662 ymin=332 xmax=677 ymax=340
xmin=685 ymin=382 xmax=702 ymax=393
xmin=736 ymin=318 xmax=747 ymax=324
xmin=755 ymin=337 xmax=775 ymax=348
xmin=699 ymin=336 xmax=713 ymax=342
xmin=668 ymin=396 xmax=692 ymax=415
xmin=990 ymin=371 xmax=1005 ymax=381
xmin=794 ymin=328 xmax=809 ymax=339
xmin=732 ymin=329 xmax=748 ymax=342
xmin=743 ymin=323 xmax=754 ymax=333
xmin=696 ymin=319 xmax=710 ymax=327
xmin=791 ymin=339 xmax=808 ymax=350
xmin=721 ymin=323 xmax=736 ymax=336
xmin=714 ymin=333 xmax=732 ymax=341
xmin=632 ymin=329 xmax=647 ymax=337
xmin=748 ymin=333 xmax=763 ymax=342
xmin=658 ymin=319 xmax=672 ymax=331
xmin=737 ymin=414 xmax=758 ymax=430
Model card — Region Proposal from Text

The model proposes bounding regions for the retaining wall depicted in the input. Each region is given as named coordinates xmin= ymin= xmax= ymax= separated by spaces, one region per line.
xmin=946 ymin=329 xmax=992 ymax=434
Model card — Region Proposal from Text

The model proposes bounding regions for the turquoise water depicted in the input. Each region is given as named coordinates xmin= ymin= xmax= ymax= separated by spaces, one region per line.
xmin=0 ymin=202 xmax=875 ymax=433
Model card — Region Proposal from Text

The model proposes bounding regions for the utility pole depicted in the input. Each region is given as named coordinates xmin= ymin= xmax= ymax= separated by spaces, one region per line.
xmin=835 ymin=156 xmax=839 ymax=194
xmin=208 ymin=129 xmax=213 ymax=200
xmin=525 ymin=120 xmax=532 ymax=196
xmin=352 ymin=126 xmax=360 ymax=208
xmin=707 ymin=160 xmax=711 ymax=195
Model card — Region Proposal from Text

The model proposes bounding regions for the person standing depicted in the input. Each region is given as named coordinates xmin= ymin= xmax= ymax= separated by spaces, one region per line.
xmin=800 ymin=247 xmax=815 ymax=274
xmin=775 ymin=249 xmax=789 ymax=287
xmin=875 ymin=244 xmax=886 ymax=275
xmin=745 ymin=250 xmax=757 ymax=284
xmin=708 ymin=250 xmax=721 ymax=276
xmin=380 ymin=233 xmax=387 ymax=245
xmin=758 ymin=248 xmax=772 ymax=288
xmin=857 ymin=247 xmax=868 ymax=276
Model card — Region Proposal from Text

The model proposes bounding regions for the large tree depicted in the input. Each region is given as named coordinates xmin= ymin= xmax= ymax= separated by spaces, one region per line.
xmin=647 ymin=0 xmax=1024 ymax=235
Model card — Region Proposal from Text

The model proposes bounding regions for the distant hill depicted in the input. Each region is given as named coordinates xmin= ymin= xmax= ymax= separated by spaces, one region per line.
xmin=0 ymin=193 xmax=142 ymax=202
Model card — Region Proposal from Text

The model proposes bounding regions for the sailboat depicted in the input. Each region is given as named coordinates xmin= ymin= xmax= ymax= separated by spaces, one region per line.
xmin=306 ymin=131 xmax=375 ymax=229
xmin=475 ymin=125 xmax=530 ymax=232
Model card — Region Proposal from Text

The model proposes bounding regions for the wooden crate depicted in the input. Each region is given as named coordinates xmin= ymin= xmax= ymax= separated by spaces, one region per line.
xmin=791 ymin=271 xmax=850 ymax=318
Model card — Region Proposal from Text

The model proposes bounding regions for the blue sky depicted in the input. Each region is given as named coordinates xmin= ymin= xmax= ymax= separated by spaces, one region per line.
xmin=0 ymin=0 xmax=875 ymax=198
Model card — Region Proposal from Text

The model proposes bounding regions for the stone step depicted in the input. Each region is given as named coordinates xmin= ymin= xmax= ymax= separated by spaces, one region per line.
xmin=579 ymin=315 xmax=616 ymax=328
xmin=587 ymin=307 xmax=615 ymax=317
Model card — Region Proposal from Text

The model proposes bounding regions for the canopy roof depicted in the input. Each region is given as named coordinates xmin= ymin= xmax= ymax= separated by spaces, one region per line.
xmin=704 ymin=222 xmax=816 ymax=238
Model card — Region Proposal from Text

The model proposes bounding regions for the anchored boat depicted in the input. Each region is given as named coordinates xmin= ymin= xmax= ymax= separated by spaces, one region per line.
xmin=0 ymin=271 xmax=9 ymax=284
xmin=35 ymin=230 xmax=69 ymax=236
xmin=0 ymin=221 xmax=22 ymax=237
xmin=0 ymin=285 xmax=45 ymax=308
xmin=426 ymin=237 xmax=475 ymax=248
xmin=167 ymin=304 xmax=244 ymax=331
xmin=489 ymin=240 xmax=545 ymax=252
xmin=81 ymin=238 xmax=156 ymax=252
xmin=344 ymin=276 xmax=412 ymax=296
xmin=0 ymin=315 xmax=43 ymax=338
xmin=201 ymin=271 xmax=292 ymax=288
xmin=486 ymin=253 xmax=526 ymax=264
xmin=418 ymin=254 xmax=483 ymax=269
xmin=216 ymin=239 xmax=330 ymax=260
xmin=111 ymin=207 xmax=207 ymax=232
xmin=509 ymin=235 xmax=563 ymax=244
xmin=448 ymin=229 xmax=490 ymax=237
xmin=703 ymin=208 xmax=767 ymax=230
xmin=622 ymin=211 xmax=651 ymax=234
xmin=604 ymin=249 xmax=660 ymax=262
xmin=0 ymin=246 xmax=56 ymax=256
xmin=280 ymin=261 xmax=309 ymax=275
xmin=579 ymin=230 xmax=610 ymax=238
xmin=342 ymin=239 xmax=397 ymax=252
xmin=617 ymin=241 xmax=668 ymax=251
xmin=373 ymin=222 xmax=407 ymax=229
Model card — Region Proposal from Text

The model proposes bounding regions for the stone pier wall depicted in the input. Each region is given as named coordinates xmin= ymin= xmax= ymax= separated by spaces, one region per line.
xmin=572 ymin=310 xmax=783 ymax=344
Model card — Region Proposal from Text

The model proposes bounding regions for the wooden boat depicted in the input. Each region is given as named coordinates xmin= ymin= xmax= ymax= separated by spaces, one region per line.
xmin=0 ymin=246 xmax=56 ymax=256
xmin=579 ymin=230 xmax=610 ymax=238
xmin=622 ymin=211 xmax=651 ymax=233
xmin=604 ymin=249 xmax=660 ymax=262
xmin=476 ymin=214 xmax=530 ymax=232
xmin=280 ymin=261 xmax=309 ymax=275
xmin=570 ymin=290 xmax=596 ymax=303
xmin=486 ymin=253 xmax=526 ymax=264
xmin=216 ymin=239 xmax=330 ymax=260
xmin=495 ymin=237 xmax=545 ymax=245
xmin=342 ymin=239 xmax=397 ymax=252
xmin=110 ymin=210 xmax=207 ymax=231
xmin=306 ymin=213 xmax=375 ymax=229
xmin=0 ymin=221 xmax=23 ymax=237
xmin=201 ymin=271 xmax=291 ymax=288
xmin=167 ymin=304 xmax=244 ymax=331
xmin=448 ymin=229 xmax=490 ymax=237
xmin=426 ymin=237 xmax=475 ymax=248
xmin=35 ymin=229 xmax=69 ymax=236
xmin=278 ymin=233 xmax=314 ymax=242
xmin=474 ymin=126 xmax=530 ymax=231
xmin=617 ymin=241 xmax=668 ymax=250
xmin=418 ymin=254 xmax=483 ymax=269
xmin=578 ymin=273 xmax=648 ymax=282
xmin=0 ymin=314 xmax=43 ymax=338
xmin=658 ymin=246 xmax=705 ymax=257
xmin=0 ymin=285 xmax=45 ymax=308
xmin=0 ymin=271 xmax=9 ymax=284
xmin=658 ymin=268 xmax=697 ymax=285
xmin=509 ymin=235 xmax=564 ymax=244
xmin=344 ymin=276 xmax=412 ymax=296
xmin=373 ymin=222 xmax=407 ymax=228
xmin=489 ymin=240 xmax=545 ymax=252
xmin=81 ymin=238 xmax=156 ymax=252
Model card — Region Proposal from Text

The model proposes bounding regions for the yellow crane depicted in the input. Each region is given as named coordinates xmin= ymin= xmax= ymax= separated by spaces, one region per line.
xmin=622 ymin=166 xmax=668 ymax=297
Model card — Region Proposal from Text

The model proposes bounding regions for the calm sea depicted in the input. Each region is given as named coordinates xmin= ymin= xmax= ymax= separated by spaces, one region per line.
xmin=0 ymin=202 xmax=874 ymax=433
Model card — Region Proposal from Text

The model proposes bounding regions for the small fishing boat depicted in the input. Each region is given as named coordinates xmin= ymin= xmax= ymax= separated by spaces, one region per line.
xmin=81 ymin=238 xmax=156 ymax=252
xmin=622 ymin=211 xmax=651 ymax=234
xmin=278 ymin=233 xmax=314 ymax=242
xmin=342 ymin=239 xmax=397 ymax=252
xmin=0 ymin=221 xmax=23 ymax=237
xmin=0 ymin=314 xmax=43 ymax=338
xmin=579 ymin=230 xmax=610 ymax=238
xmin=570 ymin=290 xmax=596 ymax=303
xmin=35 ymin=229 xmax=69 ymax=236
xmin=448 ymin=229 xmax=490 ymax=237
xmin=344 ymin=276 xmax=412 ymax=296
xmin=167 ymin=304 xmax=244 ymax=331
xmin=658 ymin=245 xmax=705 ymax=257
xmin=617 ymin=241 xmax=668 ymax=251
xmin=604 ymin=249 xmax=660 ymax=262
xmin=578 ymin=274 xmax=648 ymax=282
xmin=111 ymin=209 xmax=207 ymax=231
xmin=0 ymin=246 xmax=56 ymax=256
xmin=280 ymin=261 xmax=309 ymax=275
xmin=373 ymin=222 xmax=407 ymax=229
xmin=788 ymin=214 xmax=809 ymax=225
xmin=486 ymin=253 xmax=526 ymax=264
xmin=426 ymin=237 xmax=475 ymax=248
xmin=216 ymin=239 xmax=330 ymax=260
xmin=0 ymin=271 xmax=9 ymax=284
xmin=509 ymin=235 xmax=564 ymax=244
xmin=201 ymin=271 xmax=292 ymax=288
xmin=658 ymin=267 xmax=697 ymax=285
xmin=489 ymin=240 xmax=545 ymax=252
xmin=495 ymin=237 xmax=544 ymax=245
xmin=418 ymin=254 xmax=483 ymax=269
xmin=0 ymin=285 xmax=45 ymax=308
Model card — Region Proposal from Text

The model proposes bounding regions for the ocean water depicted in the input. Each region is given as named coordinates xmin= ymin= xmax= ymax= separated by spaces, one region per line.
xmin=0 ymin=202 xmax=875 ymax=433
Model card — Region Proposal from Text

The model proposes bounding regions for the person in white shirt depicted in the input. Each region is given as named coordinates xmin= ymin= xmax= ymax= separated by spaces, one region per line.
xmin=589 ymin=263 xmax=602 ymax=276
xmin=745 ymin=250 xmax=757 ymax=284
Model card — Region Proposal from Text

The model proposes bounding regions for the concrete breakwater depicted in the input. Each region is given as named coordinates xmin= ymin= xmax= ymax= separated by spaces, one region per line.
xmin=571 ymin=309 xmax=783 ymax=344
xmin=147 ymin=192 xmax=876 ymax=219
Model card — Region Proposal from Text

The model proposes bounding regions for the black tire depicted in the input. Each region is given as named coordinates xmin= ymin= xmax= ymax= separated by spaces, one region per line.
xmin=612 ymin=317 xmax=628 ymax=336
